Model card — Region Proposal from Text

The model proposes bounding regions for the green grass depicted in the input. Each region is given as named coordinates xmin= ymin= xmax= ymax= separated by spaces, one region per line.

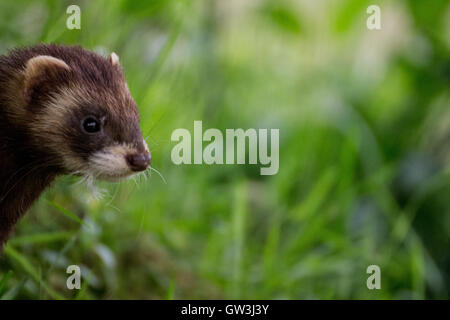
xmin=0 ymin=0 xmax=448 ymax=299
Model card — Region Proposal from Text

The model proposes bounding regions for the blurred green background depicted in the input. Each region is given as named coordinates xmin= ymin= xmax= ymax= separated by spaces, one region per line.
xmin=0 ymin=0 xmax=449 ymax=299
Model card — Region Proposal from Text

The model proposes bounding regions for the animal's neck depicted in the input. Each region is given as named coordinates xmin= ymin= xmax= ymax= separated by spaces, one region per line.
xmin=0 ymin=148 xmax=56 ymax=245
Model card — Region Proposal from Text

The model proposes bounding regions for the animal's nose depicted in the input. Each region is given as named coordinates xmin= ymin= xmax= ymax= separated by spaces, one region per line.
xmin=126 ymin=152 xmax=151 ymax=172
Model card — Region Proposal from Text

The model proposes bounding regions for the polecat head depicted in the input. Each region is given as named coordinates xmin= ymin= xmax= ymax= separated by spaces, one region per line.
xmin=16 ymin=46 xmax=151 ymax=181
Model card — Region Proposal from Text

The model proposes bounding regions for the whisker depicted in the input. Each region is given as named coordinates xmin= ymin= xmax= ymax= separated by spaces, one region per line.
xmin=106 ymin=183 xmax=121 ymax=206
xmin=0 ymin=158 xmax=61 ymax=203
xmin=147 ymin=166 xmax=167 ymax=185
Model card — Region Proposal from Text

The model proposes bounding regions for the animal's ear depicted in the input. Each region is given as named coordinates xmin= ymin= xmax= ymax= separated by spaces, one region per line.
xmin=22 ymin=55 xmax=70 ymax=102
xmin=109 ymin=52 xmax=120 ymax=66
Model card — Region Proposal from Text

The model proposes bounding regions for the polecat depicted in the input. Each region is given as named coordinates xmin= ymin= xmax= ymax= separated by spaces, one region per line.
xmin=0 ymin=44 xmax=151 ymax=246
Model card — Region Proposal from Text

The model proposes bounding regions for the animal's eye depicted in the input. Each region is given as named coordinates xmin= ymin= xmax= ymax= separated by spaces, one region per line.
xmin=82 ymin=117 xmax=101 ymax=133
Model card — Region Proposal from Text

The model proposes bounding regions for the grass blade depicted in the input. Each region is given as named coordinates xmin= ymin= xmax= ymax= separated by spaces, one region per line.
xmin=8 ymin=231 xmax=75 ymax=246
xmin=0 ymin=270 xmax=13 ymax=297
xmin=45 ymin=199 xmax=90 ymax=228
xmin=4 ymin=245 xmax=64 ymax=300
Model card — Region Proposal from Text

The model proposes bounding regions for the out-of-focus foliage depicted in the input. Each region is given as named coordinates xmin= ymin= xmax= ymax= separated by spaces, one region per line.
xmin=0 ymin=0 xmax=449 ymax=299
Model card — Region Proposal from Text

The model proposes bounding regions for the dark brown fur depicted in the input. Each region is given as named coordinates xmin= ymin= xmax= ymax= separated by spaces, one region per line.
xmin=0 ymin=44 xmax=147 ymax=246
